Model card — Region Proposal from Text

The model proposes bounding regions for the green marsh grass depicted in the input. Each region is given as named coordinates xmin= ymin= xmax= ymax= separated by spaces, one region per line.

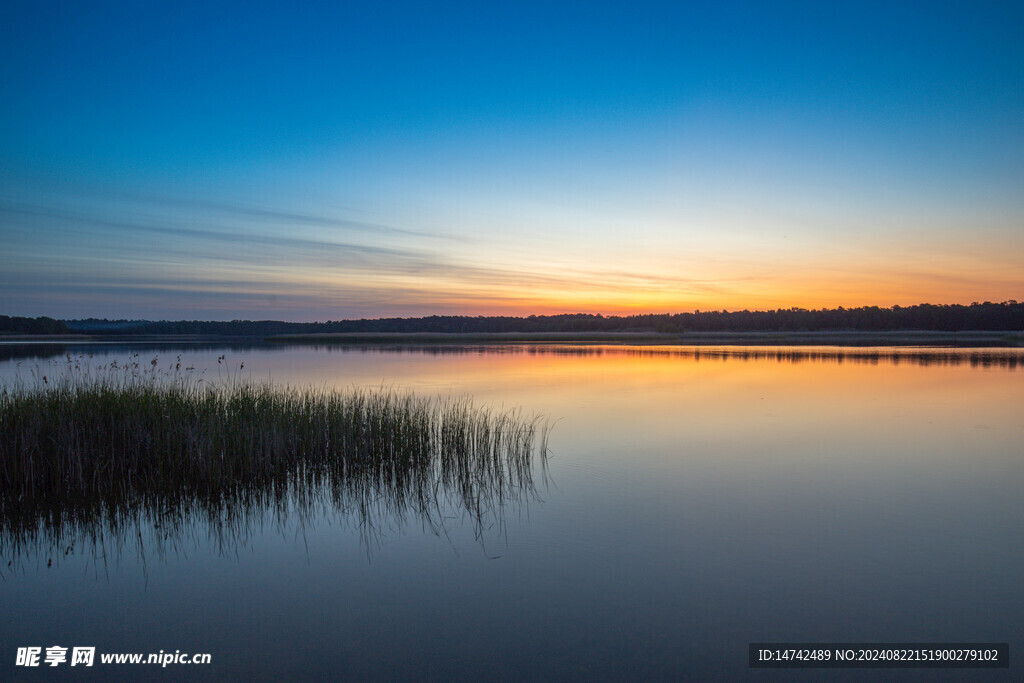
xmin=0 ymin=355 xmax=548 ymax=566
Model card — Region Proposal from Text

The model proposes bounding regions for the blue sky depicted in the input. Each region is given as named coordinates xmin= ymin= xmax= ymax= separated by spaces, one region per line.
xmin=2 ymin=1 xmax=1022 ymax=320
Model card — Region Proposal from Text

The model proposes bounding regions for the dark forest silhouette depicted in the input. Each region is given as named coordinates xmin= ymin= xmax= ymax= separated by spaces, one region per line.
xmin=0 ymin=315 xmax=67 ymax=335
xmin=3 ymin=301 xmax=1023 ymax=337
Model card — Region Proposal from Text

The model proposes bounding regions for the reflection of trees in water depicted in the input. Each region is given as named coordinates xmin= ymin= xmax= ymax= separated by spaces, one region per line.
xmin=4 ymin=340 xmax=1022 ymax=368
xmin=0 ymin=364 xmax=549 ymax=571
xmin=305 ymin=343 xmax=1024 ymax=368
xmin=0 ymin=342 xmax=275 ymax=363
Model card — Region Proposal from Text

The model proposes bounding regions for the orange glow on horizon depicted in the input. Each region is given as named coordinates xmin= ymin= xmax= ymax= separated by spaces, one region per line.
xmin=405 ymin=290 xmax=1024 ymax=318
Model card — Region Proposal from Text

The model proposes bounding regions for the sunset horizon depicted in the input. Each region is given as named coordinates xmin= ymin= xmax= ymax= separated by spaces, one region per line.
xmin=3 ymin=2 xmax=1022 ymax=322
xmin=9 ymin=298 xmax=1024 ymax=325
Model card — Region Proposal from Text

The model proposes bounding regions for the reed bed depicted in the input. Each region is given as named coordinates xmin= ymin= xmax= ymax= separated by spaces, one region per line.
xmin=0 ymin=356 xmax=547 ymax=562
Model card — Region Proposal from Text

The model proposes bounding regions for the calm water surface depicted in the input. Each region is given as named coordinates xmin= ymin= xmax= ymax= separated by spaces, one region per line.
xmin=1 ymin=343 xmax=1022 ymax=680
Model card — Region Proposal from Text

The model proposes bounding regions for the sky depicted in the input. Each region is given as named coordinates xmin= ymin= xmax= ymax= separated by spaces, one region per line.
xmin=2 ymin=0 xmax=1023 ymax=321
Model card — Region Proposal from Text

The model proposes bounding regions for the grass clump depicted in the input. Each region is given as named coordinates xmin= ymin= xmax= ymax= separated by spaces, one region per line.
xmin=0 ymin=356 xmax=547 ymax=561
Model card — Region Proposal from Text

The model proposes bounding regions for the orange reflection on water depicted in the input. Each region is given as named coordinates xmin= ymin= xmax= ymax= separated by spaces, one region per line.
xmin=237 ymin=344 xmax=1023 ymax=471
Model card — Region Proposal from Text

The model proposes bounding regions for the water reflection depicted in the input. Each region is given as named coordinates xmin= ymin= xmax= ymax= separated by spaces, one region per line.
xmin=286 ymin=343 xmax=1024 ymax=368
xmin=0 ymin=341 xmax=282 ymax=363
xmin=0 ymin=342 xmax=1020 ymax=679
xmin=1 ymin=467 xmax=545 ymax=576
xmin=5 ymin=340 xmax=1024 ymax=368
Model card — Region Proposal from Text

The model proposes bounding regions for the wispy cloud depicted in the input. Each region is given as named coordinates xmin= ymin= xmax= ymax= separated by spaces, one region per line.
xmin=3 ymin=199 xmax=736 ymax=297
xmin=6 ymin=198 xmax=757 ymax=317
xmin=125 ymin=192 xmax=449 ymax=241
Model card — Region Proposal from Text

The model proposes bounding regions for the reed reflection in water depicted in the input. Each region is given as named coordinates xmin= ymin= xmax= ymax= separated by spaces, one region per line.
xmin=0 ymin=356 xmax=549 ymax=571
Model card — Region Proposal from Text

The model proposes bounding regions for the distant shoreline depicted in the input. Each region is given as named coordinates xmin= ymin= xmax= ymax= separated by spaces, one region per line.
xmin=264 ymin=330 xmax=1024 ymax=347
xmin=2 ymin=330 xmax=1024 ymax=347
xmin=5 ymin=303 xmax=1024 ymax=341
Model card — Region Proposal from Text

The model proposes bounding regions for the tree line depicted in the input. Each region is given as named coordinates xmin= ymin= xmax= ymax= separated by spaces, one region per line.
xmin=19 ymin=300 xmax=1018 ymax=336
xmin=0 ymin=315 xmax=69 ymax=335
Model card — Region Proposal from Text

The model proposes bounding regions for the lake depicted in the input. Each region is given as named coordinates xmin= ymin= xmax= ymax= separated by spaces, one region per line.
xmin=1 ymin=342 xmax=1022 ymax=679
